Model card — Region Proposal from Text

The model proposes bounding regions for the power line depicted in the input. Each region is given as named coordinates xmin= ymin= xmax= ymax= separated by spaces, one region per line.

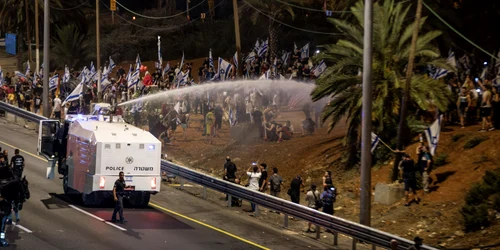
xmin=273 ymin=0 xmax=360 ymax=13
xmin=422 ymin=0 xmax=499 ymax=60
xmin=115 ymin=0 xmax=207 ymax=19
xmin=100 ymin=0 xmax=225 ymax=31
xmin=50 ymin=0 xmax=91 ymax=11
xmin=242 ymin=0 xmax=344 ymax=36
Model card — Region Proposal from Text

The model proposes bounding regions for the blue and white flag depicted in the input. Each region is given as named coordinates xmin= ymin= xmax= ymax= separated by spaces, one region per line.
xmin=371 ymin=132 xmax=380 ymax=153
xmin=217 ymin=57 xmax=232 ymax=81
xmin=301 ymin=43 xmax=310 ymax=59
xmin=258 ymin=39 xmax=268 ymax=57
xmin=179 ymin=51 xmax=184 ymax=70
xmin=0 ymin=66 xmax=4 ymax=86
xmin=233 ymin=52 xmax=238 ymax=69
xmin=254 ymin=40 xmax=260 ymax=52
xmin=39 ymin=63 xmax=44 ymax=78
xmin=229 ymin=108 xmax=236 ymax=127
xmin=109 ymin=56 xmax=116 ymax=71
xmin=424 ymin=115 xmax=443 ymax=156
xmin=25 ymin=61 xmax=31 ymax=76
xmin=128 ymin=55 xmax=141 ymax=89
xmin=162 ymin=62 xmax=171 ymax=77
xmin=157 ymin=36 xmax=162 ymax=69
xmin=431 ymin=50 xmax=456 ymax=79
xmin=245 ymin=51 xmax=256 ymax=63
xmin=14 ymin=71 xmax=27 ymax=80
xmin=49 ymin=74 xmax=58 ymax=91
xmin=209 ymin=49 xmax=214 ymax=69
xmin=89 ymin=61 xmax=96 ymax=81
xmin=314 ymin=60 xmax=327 ymax=77
xmin=63 ymin=65 xmax=70 ymax=83
xmin=62 ymin=78 xmax=84 ymax=105
xmin=259 ymin=69 xmax=271 ymax=80
xmin=282 ymin=52 xmax=290 ymax=66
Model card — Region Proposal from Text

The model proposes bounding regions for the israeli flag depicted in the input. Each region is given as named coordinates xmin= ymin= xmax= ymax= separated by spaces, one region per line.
xmin=217 ymin=57 xmax=232 ymax=81
xmin=135 ymin=54 xmax=141 ymax=70
xmin=25 ymin=61 xmax=31 ymax=76
xmin=63 ymin=65 xmax=70 ymax=83
xmin=128 ymin=55 xmax=141 ymax=89
xmin=157 ymin=36 xmax=162 ymax=69
xmin=245 ymin=51 xmax=256 ymax=63
xmin=39 ymin=63 xmax=44 ymax=78
xmin=233 ymin=52 xmax=238 ymax=69
xmin=62 ymin=78 xmax=84 ymax=106
xmin=258 ymin=39 xmax=268 ymax=57
xmin=229 ymin=108 xmax=236 ymax=127
xmin=0 ymin=66 xmax=4 ymax=86
xmin=314 ymin=60 xmax=327 ymax=77
xmin=431 ymin=51 xmax=456 ymax=79
xmin=424 ymin=115 xmax=443 ymax=156
xmin=282 ymin=52 xmax=290 ymax=66
xmin=49 ymin=74 xmax=58 ymax=91
xmin=258 ymin=69 xmax=271 ymax=80
xmin=109 ymin=56 xmax=116 ymax=70
xmin=254 ymin=40 xmax=260 ymax=52
xmin=371 ymin=133 xmax=380 ymax=153
xmin=179 ymin=51 xmax=184 ymax=70
xmin=209 ymin=49 xmax=214 ymax=69
xmin=162 ymin=62 xmax=171 ymax=78
xmin=89 ymin=61 xmax=96 ymax=81
xmin=301 ymin=43 xmax=310 ymax=59
xmin=14 ymin=71 xmax=27 ymax=80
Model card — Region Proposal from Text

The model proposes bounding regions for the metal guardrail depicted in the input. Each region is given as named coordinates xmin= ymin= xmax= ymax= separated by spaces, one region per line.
xmin=0 ymin=101 xmax=437 ymax=250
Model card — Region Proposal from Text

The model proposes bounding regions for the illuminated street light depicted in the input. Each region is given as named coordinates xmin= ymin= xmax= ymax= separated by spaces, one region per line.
xmin=132 ymin=16 xmax=136 ymax=20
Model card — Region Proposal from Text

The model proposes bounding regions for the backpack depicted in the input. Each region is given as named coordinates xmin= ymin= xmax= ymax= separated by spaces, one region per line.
xmin=312 ymin=191 xmax=323 ymax=209
xmin=322 ymin=188 xmax=337 ymax=206
xmin=270 ymin=175 xmax=281 ymax=192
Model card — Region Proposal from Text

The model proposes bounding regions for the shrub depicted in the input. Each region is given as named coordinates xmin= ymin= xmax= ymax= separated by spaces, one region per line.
xmin=433 ymin=153 xmax=448 ymax=167
xmin=463 ymin=136 xmax=489 ymax=149
xmin=461 ymin=203 xmax=490 ymax=231
xmin=452 ymin=134 xmax=465 ymax=142
xmin=462 ymin=168 xmax=500 ymax=231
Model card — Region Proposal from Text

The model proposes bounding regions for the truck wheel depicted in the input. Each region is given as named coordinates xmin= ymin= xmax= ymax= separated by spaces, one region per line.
xmin=142 ymin=193 xmax=151 ymax=207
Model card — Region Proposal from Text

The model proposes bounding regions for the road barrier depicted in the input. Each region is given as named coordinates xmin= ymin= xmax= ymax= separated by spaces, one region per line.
xmin=0 ymin=101 xmax=437 ymax=250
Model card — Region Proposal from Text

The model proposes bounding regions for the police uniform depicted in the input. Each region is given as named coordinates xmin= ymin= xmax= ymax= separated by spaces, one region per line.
xmin=111 ymin=178 xmax=126 ymax=223
xmin=10 ymin=155 xmax=25 ymax=179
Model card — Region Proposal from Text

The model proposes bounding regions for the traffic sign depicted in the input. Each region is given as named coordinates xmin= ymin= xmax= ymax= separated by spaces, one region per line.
xmin=110 ymin=0 xmax=116 ymax=11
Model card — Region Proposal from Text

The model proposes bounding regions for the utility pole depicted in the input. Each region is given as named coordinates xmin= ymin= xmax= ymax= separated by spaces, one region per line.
xmin=96 ymin=0 xmax=102 ymax=102
xmin=186 ymin=0 xmax=190 ymax=20
xmin=42 ymin=0 xmax=50 ymax=118
xmin=393 ymin=0 xmax=423 ymax=180
xmin=232 ymin=0 xmax=243 ymax=78
xmin=360 ymin=0 xmax=373 ymax=227
xmin=35 ymin=0 xmax=40 ymax=71
xmin=24 ymin=0 xmax=32 ymax=63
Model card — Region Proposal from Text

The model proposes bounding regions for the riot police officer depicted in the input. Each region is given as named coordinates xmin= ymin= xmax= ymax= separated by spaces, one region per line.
xmin=111 ymin=171 xmax=129 ymax=223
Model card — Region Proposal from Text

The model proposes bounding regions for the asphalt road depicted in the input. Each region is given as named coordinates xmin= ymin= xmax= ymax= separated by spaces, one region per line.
xmin=0 ymin=120 xmax=261 ymax=250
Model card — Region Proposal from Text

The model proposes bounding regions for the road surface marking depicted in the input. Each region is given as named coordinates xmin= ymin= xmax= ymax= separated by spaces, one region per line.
xmin=12 ymin=222 xmax=33 ymax=233
xmin=104 ymin=221 xmax=127 ymax=231
xmin=0 ymin=140 xmax=47 ymax=162
xmin=69 ymin=205 xmax=128 ymax=232
xmin=0 ymin=139 xmax=265 ymax=247
xmin=149 ymin=202 xmax=270 ymax=250
xmin=69 ymin=205 xmax=105 ymax=222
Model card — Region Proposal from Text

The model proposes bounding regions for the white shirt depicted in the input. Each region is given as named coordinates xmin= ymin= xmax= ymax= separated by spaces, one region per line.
xmin=247 ymin=172 xmax=262 ymax=191
xmin=53 ymin=98 xmax=62 ymax=112
xmin=306 ymin=190 xmax=321 ymax=208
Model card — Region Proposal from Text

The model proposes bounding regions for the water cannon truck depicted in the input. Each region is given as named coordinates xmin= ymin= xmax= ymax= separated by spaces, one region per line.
xmin=37 ymin=114 xmax=161 ymax=206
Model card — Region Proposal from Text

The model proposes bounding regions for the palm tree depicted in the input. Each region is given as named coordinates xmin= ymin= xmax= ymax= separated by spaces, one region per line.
xmin=312 ymin=0 xmax=454 ymax=169
xmin=51 ymin=24 xmax=91 ymax=70
xmin=240 ymin=0 xmax=298 ymax=58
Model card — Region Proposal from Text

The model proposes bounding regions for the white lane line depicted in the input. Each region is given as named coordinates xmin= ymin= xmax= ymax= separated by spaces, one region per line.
xmin=12 ymin=222 xmax=33 ymax=233
xmin=69 ymin=205 xmax=127 ymax=231
xmin=69 ymin=205 xmax=104 ymax=222
xmin=104 ymin=221 xmax=127 ymax=231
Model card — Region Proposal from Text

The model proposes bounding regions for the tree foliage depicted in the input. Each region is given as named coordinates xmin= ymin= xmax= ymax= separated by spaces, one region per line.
xmin=51 ymin=24 xmax=91 ymax=70
xmin=312 ymin=0 xmax=453 ymax=168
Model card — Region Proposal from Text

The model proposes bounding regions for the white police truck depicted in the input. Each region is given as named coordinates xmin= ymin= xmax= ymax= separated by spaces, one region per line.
xmin=37 ymin=114 xmax=161 ymax=206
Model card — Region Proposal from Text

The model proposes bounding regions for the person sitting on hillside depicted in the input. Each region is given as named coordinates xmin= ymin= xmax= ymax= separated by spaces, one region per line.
xmin=264 ymin=121 xmax=279 ymax=142
xmin=276 ymin=124 xmax=292 ymax=143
